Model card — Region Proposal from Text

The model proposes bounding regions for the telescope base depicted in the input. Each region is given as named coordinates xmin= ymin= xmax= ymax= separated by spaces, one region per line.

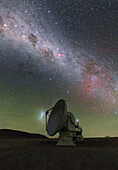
xmin=57 ymin=131 xmax=76 ymax=146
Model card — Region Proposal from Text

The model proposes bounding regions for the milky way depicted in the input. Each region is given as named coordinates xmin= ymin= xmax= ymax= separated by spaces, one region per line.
xmin=0 ymin=0 xmax=118 ymax=136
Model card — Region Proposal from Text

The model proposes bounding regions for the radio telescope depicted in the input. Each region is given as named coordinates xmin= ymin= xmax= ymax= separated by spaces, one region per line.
xmin=45 ymin=99 xmax=83 ymax=146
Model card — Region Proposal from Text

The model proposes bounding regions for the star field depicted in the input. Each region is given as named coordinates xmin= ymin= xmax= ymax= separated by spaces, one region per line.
xmin=0 ymin=0 xmax=118 ymax=137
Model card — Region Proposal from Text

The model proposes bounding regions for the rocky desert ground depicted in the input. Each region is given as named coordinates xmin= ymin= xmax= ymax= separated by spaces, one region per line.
xmin=0 ymin=129 xmax=118 ymax=170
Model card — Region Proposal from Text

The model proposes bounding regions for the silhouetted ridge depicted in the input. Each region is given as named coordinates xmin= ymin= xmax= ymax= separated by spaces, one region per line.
xmin=0 ymin=129 xmax=47 ymax=138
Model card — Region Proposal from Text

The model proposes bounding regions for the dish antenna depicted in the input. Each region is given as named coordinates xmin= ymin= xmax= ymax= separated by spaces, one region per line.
xmin=46 ymin=99 xmax=83 ymax=146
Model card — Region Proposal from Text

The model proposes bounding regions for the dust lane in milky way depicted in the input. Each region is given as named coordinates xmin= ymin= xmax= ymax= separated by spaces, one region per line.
xmin=0 ymin=0 xmax=118 ymax=136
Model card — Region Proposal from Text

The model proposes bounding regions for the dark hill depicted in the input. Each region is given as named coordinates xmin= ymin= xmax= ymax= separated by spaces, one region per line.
xmin=0 ymin=129 xmax=48 ymax=139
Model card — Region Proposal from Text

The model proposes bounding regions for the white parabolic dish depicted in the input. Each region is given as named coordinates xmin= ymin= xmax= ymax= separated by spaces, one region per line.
xmin=46 ymin=99 xmax=67 ymax=136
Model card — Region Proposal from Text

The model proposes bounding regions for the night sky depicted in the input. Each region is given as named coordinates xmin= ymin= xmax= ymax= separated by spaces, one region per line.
xmin=0 ymin=0 xmax=118 ymax=137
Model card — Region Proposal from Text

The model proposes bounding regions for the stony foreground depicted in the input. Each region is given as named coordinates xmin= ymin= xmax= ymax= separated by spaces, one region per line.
xmin=0 ymin=137 xmax=118 ymax=170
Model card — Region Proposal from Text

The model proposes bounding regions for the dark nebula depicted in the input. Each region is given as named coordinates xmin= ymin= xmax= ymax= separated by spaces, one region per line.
xmin=0 ymin=0 xmax=117 ymax=137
